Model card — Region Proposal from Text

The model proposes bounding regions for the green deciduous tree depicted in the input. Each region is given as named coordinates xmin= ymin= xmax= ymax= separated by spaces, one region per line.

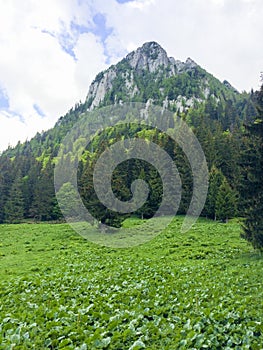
xmin=56 ymin=182 xmax=82 ymax=220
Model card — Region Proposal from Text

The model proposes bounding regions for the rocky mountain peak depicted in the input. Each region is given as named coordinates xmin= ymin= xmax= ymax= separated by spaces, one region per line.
xmin=85 ymin=41 xmax=235 ymax=111
xmin=126 ymin=41 xmax=171 ymax=73
xmin=85 ymin=42 xmax=178 ymax=109
xmin=185 ymin=57 xmax=198 ymax=69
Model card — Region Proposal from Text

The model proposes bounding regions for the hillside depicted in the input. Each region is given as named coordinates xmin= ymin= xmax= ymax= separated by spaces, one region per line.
xmin=0 ymin=41 xmax=259 ymax=224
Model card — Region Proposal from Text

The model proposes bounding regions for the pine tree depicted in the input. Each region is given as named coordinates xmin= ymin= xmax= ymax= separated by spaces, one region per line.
xmin=241 ymin=81 xmax=263 ymax=250
xmin=215 ymin=178 xmax=237 ymax=223
xmin=204 ymin=166 xmax=224 ymax=220
xmin=4 ymin=173 xmax=25 ymax=223
xmin=30 ymin=160 xmax=61 ymax=221
xmin=0 ymin=156 xmax=14 ymax=223
xmin=174 ymin=144 xmax=193 ymax=215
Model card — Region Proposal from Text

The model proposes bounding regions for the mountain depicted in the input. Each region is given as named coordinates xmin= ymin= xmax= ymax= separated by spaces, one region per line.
xmin=85 ymin=41 xmax=202 ymax=110
xmin=84 ymin=42 xmax=251 ymax=123
xmin=5 ymin=41 xmax=256 ymax=158
xmin=0 ymin=41 xmax=259 ymax=224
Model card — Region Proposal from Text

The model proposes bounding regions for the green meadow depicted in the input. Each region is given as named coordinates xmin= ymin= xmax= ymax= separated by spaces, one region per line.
xmin=0 ymin=217 xmax=262 ymax=349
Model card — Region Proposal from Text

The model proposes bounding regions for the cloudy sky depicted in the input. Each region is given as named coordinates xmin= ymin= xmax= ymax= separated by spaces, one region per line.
xmin=0 ymin=0 xmax=262 ymax=151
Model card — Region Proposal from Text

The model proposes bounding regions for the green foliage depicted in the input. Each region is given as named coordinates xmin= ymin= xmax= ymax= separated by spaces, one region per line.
xmin=77 ymin=125 xmax=190 ymax=225
xmin=56 ymin=182 xmax=82 ymax=220
xmin=0 ymin=155 xmax=14 ymax=223
xmin=215 ymin=178 xmax=237 ymax=223
xmin=241 ymin=83 xmax=263 ymax=250
xmin=30 ymin=160 xmax=61 ymax=221
xmin=0 ymin=218 xmax=262 ymax=348
xmin=204 ymin=166 xmax=224 ymax=220
xmin=4 ymin=173 xmax=24 ymax=223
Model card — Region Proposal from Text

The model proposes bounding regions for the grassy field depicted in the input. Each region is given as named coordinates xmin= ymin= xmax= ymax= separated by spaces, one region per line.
xmin=0 ymin=217 xmax=262 ymax=349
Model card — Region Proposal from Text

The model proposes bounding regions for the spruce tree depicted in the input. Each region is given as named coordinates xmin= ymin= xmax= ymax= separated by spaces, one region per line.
xmin=215 ymin=177 xmax=237 ymax=223
xmin=4 ymin=173 xmax=25 ymax=223
xmin=0 ymin=156 xmax=14 ymax=223
xmin=31 ymin=160 xmax=61 ymax=221
xmin=241 ymin=81 xmax=263 ymax=250
xmin=204 ymin=166 xmax=224 ymax=220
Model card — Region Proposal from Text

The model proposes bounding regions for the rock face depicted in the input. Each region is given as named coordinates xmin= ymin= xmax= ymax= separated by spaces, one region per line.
xmin=85 ymin=41 xmax=202 ymax=110
xmin=84 ymin=41 xmax=232 ymax=111
xmin=86 ymin=68 xmax=117 ymax=110
xmin=125 ymin=41 xmax=171 ymax=73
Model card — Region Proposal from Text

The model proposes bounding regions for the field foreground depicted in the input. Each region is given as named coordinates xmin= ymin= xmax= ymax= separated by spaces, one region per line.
xmin=0 ymin=217 xmax=262 ymax=349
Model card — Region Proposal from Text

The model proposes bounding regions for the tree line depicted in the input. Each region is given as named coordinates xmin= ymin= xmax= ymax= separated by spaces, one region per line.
xmin=0 ymin=78 xmax=262 ymax=250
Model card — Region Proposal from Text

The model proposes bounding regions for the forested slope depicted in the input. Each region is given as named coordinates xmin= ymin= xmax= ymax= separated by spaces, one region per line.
xmin=0 ymin=42 xmax=259 ymax=224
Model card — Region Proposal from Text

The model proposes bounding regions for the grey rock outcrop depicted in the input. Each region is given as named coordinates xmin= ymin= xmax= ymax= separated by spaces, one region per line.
xmin=86 ymin=68 xmax=116 ymax=110
xmin=85 ymin=41 xmax=201 ymax=110
xmin=126 ymin=41 xmax=170 ymax=73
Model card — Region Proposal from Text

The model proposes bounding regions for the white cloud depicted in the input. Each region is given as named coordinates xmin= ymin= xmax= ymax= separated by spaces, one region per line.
xmin=126 ymin=0 xmax=155 ymax=10
xmin=0 ymin=0 xmax=108 ymax=151
xmin=101 ymin=0 xmax=263 ymax=91
xmin=0 ymin=0 xmax=262 ymax=151
xmin=0 ymin=110 xmax=52 ymax=150
xmin=74 ymin=33 xmax=108 ymax=95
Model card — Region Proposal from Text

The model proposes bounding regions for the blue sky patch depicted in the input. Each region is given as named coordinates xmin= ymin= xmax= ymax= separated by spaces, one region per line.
xmin=70 ymin=22 xmax=89 ymax=35
xmin=41 ymin=27 xmax=77 ymax=60
xmin=92 ymin=13 xmax=113 ymax=43
xmin=88 ymin=13 xmax=113 ymax=64
xmin=68 ymin=14 xmax=113 ymax=63
xmin=33 ymin=104 xmax=45 ymax=117
xmin=58 ymin=31 xmax=76 ymax=60
xmin=0 ymin=88 xmax=9 ymax=109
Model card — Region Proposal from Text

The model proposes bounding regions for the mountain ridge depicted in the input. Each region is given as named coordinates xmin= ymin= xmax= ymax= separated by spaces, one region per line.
xmin=85 ymin=41 xmax=239 ymax=114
